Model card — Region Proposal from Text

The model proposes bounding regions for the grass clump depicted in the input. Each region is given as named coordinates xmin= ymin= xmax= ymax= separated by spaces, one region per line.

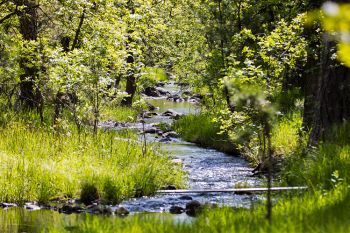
xmin=100 ymin=106 xmax=139 ymax=122
xmin=0 ymin=122 xmax=184 ymax=204
xmin=271 ymin=112 xmax=304 ymax=156
xmin=173 ymin=113 xmax=238 ymax=154
xmin=282 ymin=124 xmax=350 ymax=189
xmin=80 ymin=182 xmax=100 ymax=205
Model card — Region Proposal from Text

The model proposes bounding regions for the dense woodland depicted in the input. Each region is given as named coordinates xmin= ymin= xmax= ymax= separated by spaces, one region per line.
xmin=1 ymin=0 xmax=350 ymax=232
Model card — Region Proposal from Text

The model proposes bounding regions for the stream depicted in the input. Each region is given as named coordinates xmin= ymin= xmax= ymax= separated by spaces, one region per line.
xmin=0 ymin=82 xmax=262 ymax=232
xmin=119 ymin=83 xmax=262 ymax=212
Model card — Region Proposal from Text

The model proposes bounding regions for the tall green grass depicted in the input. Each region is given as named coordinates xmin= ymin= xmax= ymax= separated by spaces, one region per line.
xmin=173 ymin=113 xmax=238 ymax=154
xmin=100 ymin=106 xmax=139 ymax=122
xmin=0 ymin=122 xmax=184 ymax=204
xmin=282 ymin=123 xmax=350 ymax=189
xmin=271 ymin=112 xmax=304 ymax=156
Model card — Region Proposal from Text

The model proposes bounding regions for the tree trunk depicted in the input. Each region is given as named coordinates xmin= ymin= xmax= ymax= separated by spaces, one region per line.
xmin=121 ymin=1 xmax=137 ymax=107
xmin=16 ymin=0 xmax=41 ymax=110
xmin=121 ymin=42 xmax=136 ymax=106
xmin=309 ymin=42 xmax=350 ymax=144
xmin=306 ymin=0 xmax=350 ymax=144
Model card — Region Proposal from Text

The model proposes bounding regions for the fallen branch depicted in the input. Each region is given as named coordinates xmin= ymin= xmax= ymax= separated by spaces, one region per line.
xmin=157 ymin=186 xmax=308 ymax=195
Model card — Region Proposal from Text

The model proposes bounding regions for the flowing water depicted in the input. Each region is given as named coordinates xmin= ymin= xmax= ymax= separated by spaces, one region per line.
xmin=0 ymin=82 xmax=262 ymax=232
xmin=119 ymin=82 xmax=262 ymax=212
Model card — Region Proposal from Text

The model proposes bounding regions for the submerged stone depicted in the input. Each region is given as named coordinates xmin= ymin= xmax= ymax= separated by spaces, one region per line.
xmin=0 ymin=203 xmax=17 ymax=208
xmin=179 ymin=195 xmax=193 ymax=201
xmin=24 ymin=203 xmax=41 ymax=211
xmin=169 ymin=206 xmax=184 ymax=214
xmin=115 ymin=207 xmax=129 ymax=216
xmin=185 ymin=200 xmax=202 ymax=217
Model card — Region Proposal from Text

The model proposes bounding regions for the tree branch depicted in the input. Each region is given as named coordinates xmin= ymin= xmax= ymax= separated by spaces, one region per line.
xmin=71 ymin=9 xmax=86 ymax=51
xmin=0 ymin=0 xmax=9 ymax=7
xmin=0 ymin=3 xmax=40 ymax=24
xmin=0 ymin=11 xmax=17 ymax=24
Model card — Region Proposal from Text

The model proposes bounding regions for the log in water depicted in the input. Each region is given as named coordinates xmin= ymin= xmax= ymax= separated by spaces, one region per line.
xmin=157 ymin=186 xmax=308 ymax=194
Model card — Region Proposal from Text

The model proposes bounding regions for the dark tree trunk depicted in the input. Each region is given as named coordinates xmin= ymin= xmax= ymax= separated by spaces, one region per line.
xmin=309 ymin=41 xmax=350 ymax=144
xmin=121 ymin=40 xmax=136 ymax=106
xmin=16 ymin=0 xmax=41 ymax=110
xmin=302 ymin=63 xmax=319 ymax=130
xmin=121 ymin=1 xmax=137 ymax=107
xmin=302 ymin=25 xmax=321 ymax=130
xmin=305 ymin=0 xmax=350 ymax=144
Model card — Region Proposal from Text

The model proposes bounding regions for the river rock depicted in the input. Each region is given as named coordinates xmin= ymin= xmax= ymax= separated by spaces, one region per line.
xmin=182 ymin=90 xmax=192 ymax=96
xmin=59 ymin=204 xmax=85 ymax=214
xmin=59 ymin=205 xmax=73 ymax=214
xmin=169 ymin=206 xmax=184 ymax=214
xmin=87 ymin=204 xmax=103 ymax=214
xmin=141 ymin=111 xmax=158 ymax=119
xmin=156 ymin=81 xmax=165 ymax=87
xmin=171 ymin=159 xmax=183 ymax=165
xmin=143 ymin=87 xmax=161 ymax=97
xmin=162 ymin=131 xmax=179 ymax=138
xmin=167 ymin=94 xmax=184 ymax=102
xmin=156 ymin=87 xmax=171 ymax=96
xmin=185 ymin=200 xmax=202 ymax=217
xmin=161 ymin=185 xmax=177 ymax=190
xmin=115 ymin=207 xmax=129 ymax=216
xmin=24 ymin=203 xmax=41 ymax=211
xmin=102 ymin=206 xmax=113 ymax=215
xmin=162 ymin=109 xmax=182 ymax=118
xmin=147 ymin=102 xmax=158 ymax=111
xmin=159 ymin=137 xmax=172 ymax=143
xmin=0 ymin=203 xmax=17 ymax=208
xmin=179 ymin=195 xmax=193 ymax=201
xmin=144 ymin=127 xmax=158 ymax=134
xmin=188 ymin=97 xmax=201 ymax=104
xmin=192 ymin=93 xmax=203 ymax=99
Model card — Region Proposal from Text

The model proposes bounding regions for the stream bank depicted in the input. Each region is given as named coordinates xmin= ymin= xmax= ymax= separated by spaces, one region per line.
xmin=0 ymin=81 xmax=262 ymax=232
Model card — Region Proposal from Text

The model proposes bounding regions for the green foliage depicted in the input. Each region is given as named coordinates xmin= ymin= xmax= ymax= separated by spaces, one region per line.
xmin=138 ymin=67 xmax=168 ymax=89
xmin=321 ymin=3 xmax=350 ymax=67
xmin=0 ymin=122 xmax=184 ymax=204
xmin=226 ymin=14 xmax=307 ymax=100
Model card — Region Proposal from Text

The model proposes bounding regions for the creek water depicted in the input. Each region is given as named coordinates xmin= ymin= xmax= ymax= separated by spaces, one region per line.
xmin=0 ymin=82 xmax=262 ymax=232
xmin=119 ymin=82 xmax=262 ymax=212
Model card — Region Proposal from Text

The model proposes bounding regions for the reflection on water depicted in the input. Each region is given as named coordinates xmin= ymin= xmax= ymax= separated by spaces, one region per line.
xmin=0 ymin=208 xmax=192 ymax=232
xmin=146 ymin=98 xmax=198 ymax=115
